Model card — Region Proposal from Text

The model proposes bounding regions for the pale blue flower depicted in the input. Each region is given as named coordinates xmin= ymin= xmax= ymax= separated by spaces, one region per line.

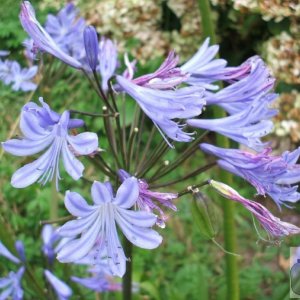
xmin=57 ymin=178 xmax=162 ymax=277
xmin=0 ymin=60 xmax=37 ymax=91
xmin=2 ymin=98 xmax=98 ymax=189
xmin=188 ymin=95 xmax=277 ymax=151
xmin=20 ymin=1 xmax=82 ymax=69
xmin=201 ymin=143 xmax=300 ymax=207
xmin=44 ymin=3 xmax=86 ymax=63
xmin=116 ymin=75 xmax=205 ymax=146
xmin=0 ymin=267 xmax=25 ymax=300
xmin=205 ymin=56 xmax=276 ymax=114
xmin=181 ymin=38 xmax=250 ymax=90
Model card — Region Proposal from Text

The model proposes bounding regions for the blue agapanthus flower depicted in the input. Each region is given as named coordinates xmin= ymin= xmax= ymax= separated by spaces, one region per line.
xmin=181 ymin=38 xmax=251 ymax=90
xmin=0 ymin=241 xmax=25 ymax=300
xmin=204 ymin=56 xmax=275 ymax=114
xmin=0 ymin=59 xmax=37 ymax=92
xmin=20 ymin=1 xmax=83 ymax=69
xmin=117 ymin=75 xmax=205 ymax=146
xmin=2 ymin=98 xmax=98 ymax=189
xmin=188 ymin=95 xmax=277 ymax=151
xmin=44 ymin=270 xmax=72 ymax=300
xmin=201 ymin=143 xmax=300 ymax=207
xmin=0 ymin=267 xmax=25 ymax=300
xmin=57 ymin=178 xmax=162 ymax=277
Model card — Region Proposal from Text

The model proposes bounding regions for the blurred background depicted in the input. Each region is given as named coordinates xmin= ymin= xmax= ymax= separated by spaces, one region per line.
xmin=0 ymin=0 xmax=299 ymax=299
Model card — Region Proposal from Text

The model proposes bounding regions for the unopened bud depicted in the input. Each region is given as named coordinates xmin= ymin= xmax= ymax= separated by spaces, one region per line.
xmin=83 ymin=26 xmax=99 ymax=71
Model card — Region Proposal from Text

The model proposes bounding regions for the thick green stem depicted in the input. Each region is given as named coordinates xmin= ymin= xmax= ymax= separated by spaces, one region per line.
xmin=197 ymin=0 xmax=239 ymax=299
xmin=122 ymin=238 xmax=132 ymax=300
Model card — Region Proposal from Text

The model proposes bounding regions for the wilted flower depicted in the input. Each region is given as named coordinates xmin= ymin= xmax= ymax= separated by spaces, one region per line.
xmin=98 ymin=38 xmax=118 ymax=91
xmin=57 ymin=178 xmax=162 ymax=277
xmin=188 ymin=96 xmax=277 ymax=151
xmin=201 ymin=143 xmax=300 ymax=207
xmin=117 ymin=75 xmax=205 ymax=146
xmin=118 ymin=169 xmax=178 ymax=228
xmin=20 ymin=1 xmax=83 ymax=69
xmin=44 ymin=270 xmax=72 ymax=300
xmin=0 ymin=267 xmax=25 ymax=300
xmin=209 ymin=179 xmax=300 ymax=238
xmin=2 ymin=98 xmax=98 ymax=189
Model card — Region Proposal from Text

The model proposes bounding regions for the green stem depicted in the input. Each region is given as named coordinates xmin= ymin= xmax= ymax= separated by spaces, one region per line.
xmin=50 ymin=180 xmax=58 ymax=220
xmin=122 ymin=238 xmax=132 ymax=300
xmin=197 ymin=0 xmax=239 ymax=299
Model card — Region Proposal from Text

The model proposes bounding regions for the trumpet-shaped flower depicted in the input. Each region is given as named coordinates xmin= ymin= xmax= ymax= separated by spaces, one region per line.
xmin=209 ymin=180 xmax=300 ymax=238
xmin=188 ymin=95 xmax=277 ymax=151
xmin=2 ymin=98 xmax=98 ymax=189
xmin=201 ymin=143 xmax=300 ymax=207
xmin=132 ymin=51 xmax=189 ymax=90
xmin=98 ymin=38 xmax=118 ymax=91
xmin=20 ymin=1 xmax=82 ymax=69
xmin=0 ymin=267 xmax=25 ymax=300
xmin=118 ymin=169 xmax=178 ymax=228
xmin=57 ymin=178 xmax=162 ymax=277
xmin=116 ymin=75 xmax=205 ymax=146
xmin=44 ymin=270 xmax=72 ymax=300
xmin=205 ymin=56 xmax=275 ymax=114
xmin=181 ymin=38 xmax=251 ymax=89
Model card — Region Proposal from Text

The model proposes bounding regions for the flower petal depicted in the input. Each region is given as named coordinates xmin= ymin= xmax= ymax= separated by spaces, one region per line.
xmin=64 ymin=191 xmax=94 ymax=217
xmin=114 ymin=177 xmax=139 ymax=209
xmin=91 ymin=181 xmax=111 ymax=205
xmin=67 ymin=132 xmax=98 ymax=155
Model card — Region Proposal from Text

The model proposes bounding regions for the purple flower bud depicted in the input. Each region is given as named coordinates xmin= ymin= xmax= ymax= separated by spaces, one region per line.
xmin=83 ymin=26 xmax=99 ymax=71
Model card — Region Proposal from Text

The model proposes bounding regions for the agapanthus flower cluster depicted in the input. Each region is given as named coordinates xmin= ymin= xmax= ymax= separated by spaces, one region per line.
xmin=2 ymin=1 xmax=300 ymax=298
